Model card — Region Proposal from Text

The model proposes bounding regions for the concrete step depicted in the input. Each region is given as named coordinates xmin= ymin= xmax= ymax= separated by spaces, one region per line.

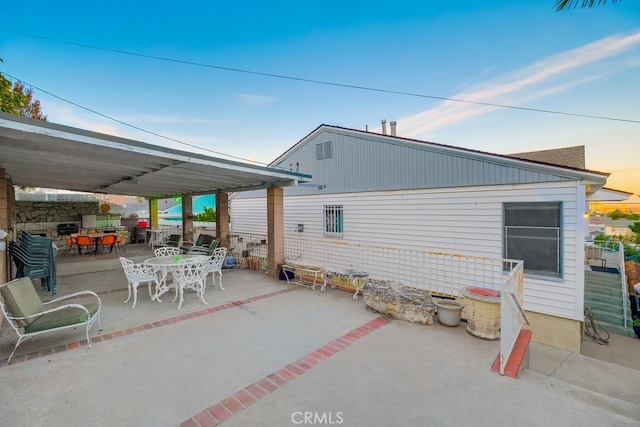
xmin=491 ymin=328 xmax=532 ymax=378
xmin=521 ymin=369 xmax=640 ymax=422
xmin=526 ymin=342 xmax=640 ymax=421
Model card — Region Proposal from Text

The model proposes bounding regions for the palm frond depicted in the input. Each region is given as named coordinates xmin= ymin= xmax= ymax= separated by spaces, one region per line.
xmin=555 ymin=0 xmax=619 ymax=11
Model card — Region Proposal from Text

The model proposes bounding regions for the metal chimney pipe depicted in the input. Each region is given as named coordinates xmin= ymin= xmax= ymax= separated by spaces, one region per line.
xmin=381 ymin=119 xmax=387 ymax=135
xmin=390 ymin=121 xmax=397 ymax=136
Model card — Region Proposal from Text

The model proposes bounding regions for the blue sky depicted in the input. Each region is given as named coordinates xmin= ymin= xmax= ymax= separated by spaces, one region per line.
xmin=1 ymin=1 xmax=639 ymax=196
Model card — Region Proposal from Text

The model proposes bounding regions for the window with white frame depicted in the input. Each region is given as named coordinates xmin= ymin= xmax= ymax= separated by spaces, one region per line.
xmin=504 ymin=202 xmax=562 ymax=277
xmin=324 ymin=205 xmax=343 ymax=237
xmin=316 ymin=141 xmax=332 ymax=160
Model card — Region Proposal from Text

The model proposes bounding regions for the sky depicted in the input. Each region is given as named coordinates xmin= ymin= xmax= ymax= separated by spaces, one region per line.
xmin=1 ymin=1 xmax=639 ymax=198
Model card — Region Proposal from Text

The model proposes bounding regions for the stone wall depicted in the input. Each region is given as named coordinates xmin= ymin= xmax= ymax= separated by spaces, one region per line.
xmin=15 ymin=201 xmax=122 ymax=243
xmin=16 ymin=201 xmax=99 ymax=223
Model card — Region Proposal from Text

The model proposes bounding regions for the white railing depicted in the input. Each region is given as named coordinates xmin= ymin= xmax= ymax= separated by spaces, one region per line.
xmin=586 ymin=240 xmax=630 ymax=331
xmin=284 ymin=237 xmax=520 ymax=296
xmin=617 ymin=241 xmax=629 ymax=329
xmin=233 ymin=233 xmax=528 ymax=373
xmin=499 ymin=262 xmax=528 ymax=375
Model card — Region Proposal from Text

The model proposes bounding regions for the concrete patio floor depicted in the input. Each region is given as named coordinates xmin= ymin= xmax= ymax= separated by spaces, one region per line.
xmin=1 ymin=244 xmax=639 ymax=426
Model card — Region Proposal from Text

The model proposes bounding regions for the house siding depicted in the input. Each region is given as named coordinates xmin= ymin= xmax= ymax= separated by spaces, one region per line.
xmin=230 ymin=180 xmax=582 ymax=320
xmin=250 ymin=128 xmax=577 ymax=197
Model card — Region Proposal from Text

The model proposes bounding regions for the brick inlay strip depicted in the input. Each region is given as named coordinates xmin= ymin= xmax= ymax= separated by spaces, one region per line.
xmin=0 ymin=287 xmax=298 ymax=368
xmin=180 ymin=316 xmax=391 ymax=427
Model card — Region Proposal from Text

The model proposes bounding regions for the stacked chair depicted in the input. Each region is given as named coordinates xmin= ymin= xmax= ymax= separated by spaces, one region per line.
xmin=8 ymin=231 xmax=58 ymax=295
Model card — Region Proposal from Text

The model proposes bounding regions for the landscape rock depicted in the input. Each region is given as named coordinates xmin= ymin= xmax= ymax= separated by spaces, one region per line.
xmin=363 ymin=280 xmax=435 ymax=325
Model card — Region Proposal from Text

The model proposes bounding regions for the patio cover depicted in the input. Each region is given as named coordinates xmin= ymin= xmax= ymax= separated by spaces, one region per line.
xmin=0 ymin=112 xmax=311 ymax=198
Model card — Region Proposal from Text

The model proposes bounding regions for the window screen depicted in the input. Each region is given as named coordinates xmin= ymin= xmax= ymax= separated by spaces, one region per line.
xmin=504 ymin=202 xmax=562 ymax=277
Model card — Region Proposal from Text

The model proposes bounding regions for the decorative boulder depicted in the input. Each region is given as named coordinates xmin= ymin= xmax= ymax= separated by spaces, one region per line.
xmin=363 ymin=280 xmax=436 ymax=325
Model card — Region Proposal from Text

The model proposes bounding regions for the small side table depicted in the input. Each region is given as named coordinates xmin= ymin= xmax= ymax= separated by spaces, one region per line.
xmin=282 ymin=263 xmax=324 ymax=291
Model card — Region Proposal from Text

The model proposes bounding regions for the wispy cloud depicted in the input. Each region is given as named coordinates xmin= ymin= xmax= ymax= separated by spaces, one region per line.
xmin=237 ymin=93 xmax=276 ymax=107
xmin=399 ymin=31 xmax=640 ymax=138
xmin=115 ymin=114 xmax=218 ymax=125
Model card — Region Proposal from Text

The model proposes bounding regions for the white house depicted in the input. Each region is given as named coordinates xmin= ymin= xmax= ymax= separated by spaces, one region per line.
xmin=602 ymin=219 xmax=636 ymax=238
xmin=230 ymin=124 xmax=611 ymax=352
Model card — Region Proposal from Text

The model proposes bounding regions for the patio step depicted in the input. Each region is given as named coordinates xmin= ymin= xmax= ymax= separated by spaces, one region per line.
xmin=491 ymin=329 xmax=532 ymax=378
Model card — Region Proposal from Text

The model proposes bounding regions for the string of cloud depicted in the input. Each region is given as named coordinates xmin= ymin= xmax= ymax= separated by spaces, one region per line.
xmin=398 ymin=30 xmax=640 ymax=139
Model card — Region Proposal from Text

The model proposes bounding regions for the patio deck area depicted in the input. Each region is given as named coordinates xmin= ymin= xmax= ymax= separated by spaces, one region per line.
xmin=1 ymin=244 xmax=639 ymax=425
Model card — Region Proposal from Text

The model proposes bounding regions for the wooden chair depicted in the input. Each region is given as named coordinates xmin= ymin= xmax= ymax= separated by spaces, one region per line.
xmin=0 ymin=277 xmax=102 ymax=363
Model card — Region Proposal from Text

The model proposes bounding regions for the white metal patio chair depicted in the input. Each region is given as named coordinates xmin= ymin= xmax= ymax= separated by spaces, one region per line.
xmin=204 ymin=247 xmax=228 ymax=294
xmin=119 ymin=257 xmax=161 ymax=309
xmin=154 ymin=246 xmax=180 ymax=257
xmin=0 ymin=277 xmax=103 ymax=363
xmin=171 ymin=258 xmax=209 ymax=310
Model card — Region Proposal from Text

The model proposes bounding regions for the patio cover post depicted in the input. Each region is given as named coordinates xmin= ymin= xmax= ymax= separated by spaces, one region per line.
xmin=216 ymin=192 xmax=230 ymax=249
xmin=0 ymin=168 xmax=8 ymax=285
xmin=266 ymin=187 xmax=284 ymax=277
xmin=182 ymin=195 xmax=194 ymax=243
xmin=149 ymin=199 xmax=159 ymax=229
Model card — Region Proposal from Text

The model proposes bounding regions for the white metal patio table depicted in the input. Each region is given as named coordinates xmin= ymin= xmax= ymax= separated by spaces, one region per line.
xmin=143 ymin=254 xmax=209 ymax=309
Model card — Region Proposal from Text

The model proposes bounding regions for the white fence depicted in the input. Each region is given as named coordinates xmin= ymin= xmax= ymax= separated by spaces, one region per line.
xmin=499 ymin=261 xmax=527 ymax=375
xmin=231 ymin=233 xmax=527 ymax=375
xmin=284 ymin=237 xmax=520 ymax=297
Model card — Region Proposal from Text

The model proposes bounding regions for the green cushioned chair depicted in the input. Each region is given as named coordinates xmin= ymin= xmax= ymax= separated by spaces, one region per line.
xmin=0 ymin=277 xmax=103 ymax=363
xmin=186 ymin=237 xmax=220 ymax=256
xmin=162 ymin=234 xmax=181 ymax=248
xmin=180 ymin=234 xmax=216 ymax=253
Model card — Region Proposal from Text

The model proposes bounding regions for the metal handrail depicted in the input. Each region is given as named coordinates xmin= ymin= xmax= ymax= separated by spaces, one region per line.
xmin=617 ymin=241 xmax=629 ymax=329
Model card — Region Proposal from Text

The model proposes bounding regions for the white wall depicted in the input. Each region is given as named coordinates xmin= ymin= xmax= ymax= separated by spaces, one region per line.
xmin=230 ymin=180 xmax=582 ymax=320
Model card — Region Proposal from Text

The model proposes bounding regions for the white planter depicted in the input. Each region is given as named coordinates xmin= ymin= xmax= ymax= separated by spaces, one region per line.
xmin=434 ymin=299 xmax=464 ymax=327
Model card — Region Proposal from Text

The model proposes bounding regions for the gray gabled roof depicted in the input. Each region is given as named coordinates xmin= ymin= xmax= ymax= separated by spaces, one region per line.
xmin=0 ymin=112 xmax=311 ymax=199
xmin=268 ymin=124 xmax=609 ymax=196
xmin=510 ymin=146 xmax=585 ymax=169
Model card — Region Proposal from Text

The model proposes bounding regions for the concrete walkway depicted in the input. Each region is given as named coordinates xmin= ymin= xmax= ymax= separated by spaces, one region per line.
xmin=1 ymin=248 xmax=639 ymax=426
